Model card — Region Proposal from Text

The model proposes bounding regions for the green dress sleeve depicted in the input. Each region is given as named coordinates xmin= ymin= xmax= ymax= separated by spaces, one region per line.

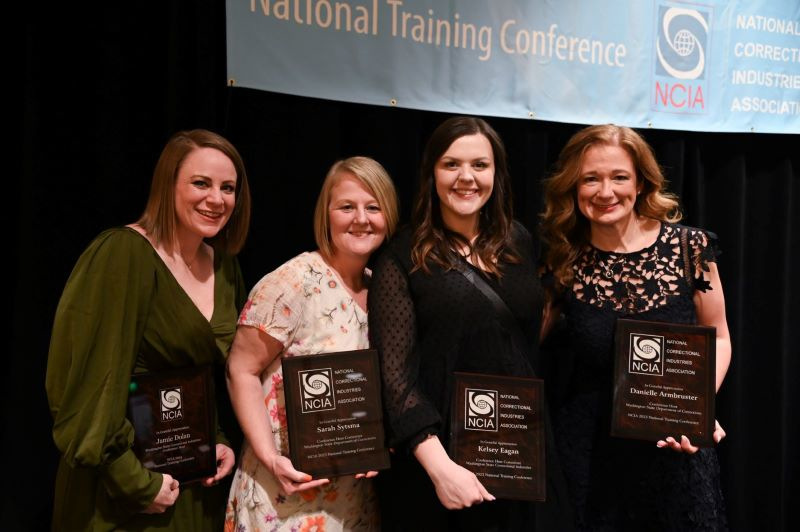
xmin=46 ymin=229 xmax=162 ymax=512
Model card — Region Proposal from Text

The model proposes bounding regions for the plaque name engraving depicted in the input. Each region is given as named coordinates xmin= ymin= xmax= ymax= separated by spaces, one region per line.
xmin=281 ymin=349 xmax=391 ymax=478
xmin=128 ymin=365 xmax=216 ymax=483
xmin=612 ymin=319 xmax=716 ymax=446
xmin=449 ymin=372 xmax=545 ymax=502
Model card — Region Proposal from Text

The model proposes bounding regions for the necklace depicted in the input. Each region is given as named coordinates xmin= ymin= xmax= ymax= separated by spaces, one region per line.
xmin=597 ymin=252 xmax=626 ymax=279
xmin=180 ymin=249 xmax=202 ymax=271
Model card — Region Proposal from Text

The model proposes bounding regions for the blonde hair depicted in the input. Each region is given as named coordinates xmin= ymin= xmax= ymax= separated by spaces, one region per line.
xmin=137 ymin=129 xmax=251 ymax=254
xmin=313 ymin=156 xmax=399 ymax=258
xmin=541 ymin=124 xmax=681 ymax=291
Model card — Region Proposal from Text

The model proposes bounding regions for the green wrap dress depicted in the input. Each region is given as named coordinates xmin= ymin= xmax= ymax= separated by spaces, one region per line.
xmin=46 ymin=227 xmax=245 ymax=531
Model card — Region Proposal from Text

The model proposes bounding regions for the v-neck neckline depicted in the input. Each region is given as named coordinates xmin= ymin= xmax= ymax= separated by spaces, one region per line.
xmin=124 ymin=226 xmax=219 ymax=324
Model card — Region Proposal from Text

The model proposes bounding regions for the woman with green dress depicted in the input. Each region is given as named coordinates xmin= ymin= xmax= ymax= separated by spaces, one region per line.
xmin=46 ymin=129 xmax=251 ymax=531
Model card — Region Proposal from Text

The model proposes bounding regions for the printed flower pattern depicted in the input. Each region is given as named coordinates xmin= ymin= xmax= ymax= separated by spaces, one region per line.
xmin=300 ymin=515 xmax=326 ymax=532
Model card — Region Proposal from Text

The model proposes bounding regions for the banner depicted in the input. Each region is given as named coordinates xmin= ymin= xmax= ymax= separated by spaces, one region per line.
xmin=227 ymin=0 xmax=800 ymax=133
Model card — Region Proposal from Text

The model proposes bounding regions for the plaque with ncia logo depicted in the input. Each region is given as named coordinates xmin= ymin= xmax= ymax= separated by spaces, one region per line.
xmin=281 ymin=349 xmax=390 ymax=478
xmin=127 ymin=365 xmax=216 ymax=483
xmin=449 ymin=372 xmax=545 ymax=501
xmin=612 ymin=319 xmax=716 ymax=446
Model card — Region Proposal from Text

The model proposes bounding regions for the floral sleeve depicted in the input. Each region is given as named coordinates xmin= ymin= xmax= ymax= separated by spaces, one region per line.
xmin=238 ymin=258 xmax=307 ymax=348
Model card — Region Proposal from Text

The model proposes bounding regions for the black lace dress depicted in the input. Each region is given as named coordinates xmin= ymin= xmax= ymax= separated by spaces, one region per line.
xmin=552 ymin=222 xmax=727 ymax=531
xmin=368 ymin=224 xmax=574 ymax=531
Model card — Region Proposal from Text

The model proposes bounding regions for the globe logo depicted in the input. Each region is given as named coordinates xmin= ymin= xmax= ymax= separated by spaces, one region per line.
xmin=673 ymin=29 xmax=696 ymax=57
xmin=632 ymin=335 xmax=662 ymax=361
xmin=656 ymin=6 xmax=708 ymax=80
xmin=629 ymin=334 xmax=665 ymax=376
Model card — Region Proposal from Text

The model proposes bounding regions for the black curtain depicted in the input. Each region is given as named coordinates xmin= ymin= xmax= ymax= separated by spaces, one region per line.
xmin=13 ymin=2 xmax=797 ymax=531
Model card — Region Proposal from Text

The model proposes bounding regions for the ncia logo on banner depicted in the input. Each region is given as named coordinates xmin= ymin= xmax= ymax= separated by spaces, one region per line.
xmin=653 ymin=5 xmax=710 ymax=114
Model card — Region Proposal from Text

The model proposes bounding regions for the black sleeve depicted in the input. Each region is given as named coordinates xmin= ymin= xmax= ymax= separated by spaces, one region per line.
xmin=368 ymin=245 xmax=442 ymax=451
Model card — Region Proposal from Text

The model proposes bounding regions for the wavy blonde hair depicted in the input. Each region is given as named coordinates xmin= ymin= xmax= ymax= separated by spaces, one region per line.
xmin=541 ymin=124 xmax=681 ymax=291
xmin=313 ymin=156 xmax=399 ymax=259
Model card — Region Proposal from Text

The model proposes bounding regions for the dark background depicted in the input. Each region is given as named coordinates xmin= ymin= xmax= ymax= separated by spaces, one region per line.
xmin=13 ymin=2 xmax=798 ymax=530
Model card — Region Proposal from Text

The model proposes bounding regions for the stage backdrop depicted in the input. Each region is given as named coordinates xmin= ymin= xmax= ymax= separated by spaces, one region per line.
xmin=227 ymin=0 xmax=800 ymax=133
xmin=15 ymin=2 xmax=798 ymax=531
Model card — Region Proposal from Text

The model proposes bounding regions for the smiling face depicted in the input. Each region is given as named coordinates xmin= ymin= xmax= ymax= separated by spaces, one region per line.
xmin=173 ymin=147 xmax=237 ymax=240
xmin=328 ymin=172 xmax=388 ymax=260
xmin=577 ymin=143 xmax=641 ymax=231
xmin=434 ymin=133 xmax=495 ymax=235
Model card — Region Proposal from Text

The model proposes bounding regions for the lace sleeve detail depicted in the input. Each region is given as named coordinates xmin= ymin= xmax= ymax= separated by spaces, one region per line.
xmin=238 ymin=256 xmax=306 ymax=347
xmin=687 ymin=227 xmax=720 ymax=293
xmin=368 ymin=247 xmax=441 ymax=451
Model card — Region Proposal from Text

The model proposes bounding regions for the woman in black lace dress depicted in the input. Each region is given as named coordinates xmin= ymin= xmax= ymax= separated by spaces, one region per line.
xmin=368 ymin=117 xmax=573 ymax=531
xmin=541 ymin=124 xmax=731 ymax=531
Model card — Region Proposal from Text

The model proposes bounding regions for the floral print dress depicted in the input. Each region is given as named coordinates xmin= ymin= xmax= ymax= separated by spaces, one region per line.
xmin=225 ymin=252 xmax=379 ymax=532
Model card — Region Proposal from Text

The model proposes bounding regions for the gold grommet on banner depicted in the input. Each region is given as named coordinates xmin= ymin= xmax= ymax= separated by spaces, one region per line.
xmin=390 ymin=98 xmax=398 ymax=106
xmin=228 ymin=79 xmax=236 ymax=86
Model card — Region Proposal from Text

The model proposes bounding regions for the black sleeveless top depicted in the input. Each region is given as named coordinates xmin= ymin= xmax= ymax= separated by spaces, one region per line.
xmin=554 ymin=222 xmax=727 ymax=531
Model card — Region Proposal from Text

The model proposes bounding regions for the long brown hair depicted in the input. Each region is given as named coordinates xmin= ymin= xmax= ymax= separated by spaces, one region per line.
xmin=541 ymin=124 xmax=681 ymax=291
xmin=411 ymin=116 xmax=519 ymax=276
xmin=137 ymin=129 xmax=251 ymax=254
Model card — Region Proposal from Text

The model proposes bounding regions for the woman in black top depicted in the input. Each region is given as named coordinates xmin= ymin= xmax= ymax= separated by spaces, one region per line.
xmin=540 ymin=124 xmax=729 ymax=530
xmin=368 ymin=116 xmax=573 ymax=531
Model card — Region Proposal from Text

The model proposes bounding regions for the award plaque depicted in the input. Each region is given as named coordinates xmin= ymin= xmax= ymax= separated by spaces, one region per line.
xmin=127 ymin=365 xmax=216 ymax=483
xmin=612 ymin=319 xmax=716 ymax=446
xmin=449 ymin=372 xmax=545 ymax=501
xmin=281 ymin=349 xmax=391 ymax=478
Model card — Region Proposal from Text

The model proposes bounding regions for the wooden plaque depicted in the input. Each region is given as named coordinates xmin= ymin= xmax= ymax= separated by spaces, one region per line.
xmin=281 ymin=349 xmax=391 ymax=478
xmin=127 ymin=365 xmax=216 ymax=483
xmin=450 ymin=372 xmax=545 ymax=501
xmin=612 ymin=319 xmax=716 ymax=446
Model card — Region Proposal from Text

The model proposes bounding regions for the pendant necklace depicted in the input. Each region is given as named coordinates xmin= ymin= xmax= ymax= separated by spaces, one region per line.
xmin=598 ymin=252 xmax=626 ymax=279
xmin=181 ymin=249 xmax=200 ymax=271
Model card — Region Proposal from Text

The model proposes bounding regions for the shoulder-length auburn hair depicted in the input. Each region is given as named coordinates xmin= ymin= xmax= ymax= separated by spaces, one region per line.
xmin=541 ymin=124 xmax=681 ymax=291
xmin=136 ymin=129 xmax=251 ymax=255
xmin=411 ymin=116 xmax=519 ymax=276
xmin=313 ymin=156 xmax=399 ymax=259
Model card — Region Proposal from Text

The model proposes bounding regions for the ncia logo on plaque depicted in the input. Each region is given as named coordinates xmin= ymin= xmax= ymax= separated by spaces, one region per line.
xmin=629 ymin=333 xmax=665 ymax=376
xmin=465 ymin=388 xmax=498 ymax=432
xmin=653 ymin=3 xmax=710 ymax=113
xmin=299 ymin=368 xmax=336 ymax=413
xmin=160 ymin=387 xmax=184 ymax=421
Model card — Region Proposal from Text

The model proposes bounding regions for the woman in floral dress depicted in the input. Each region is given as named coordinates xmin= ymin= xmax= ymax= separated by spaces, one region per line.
xmin=225 ymin=157 xmax=398 ymax=531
